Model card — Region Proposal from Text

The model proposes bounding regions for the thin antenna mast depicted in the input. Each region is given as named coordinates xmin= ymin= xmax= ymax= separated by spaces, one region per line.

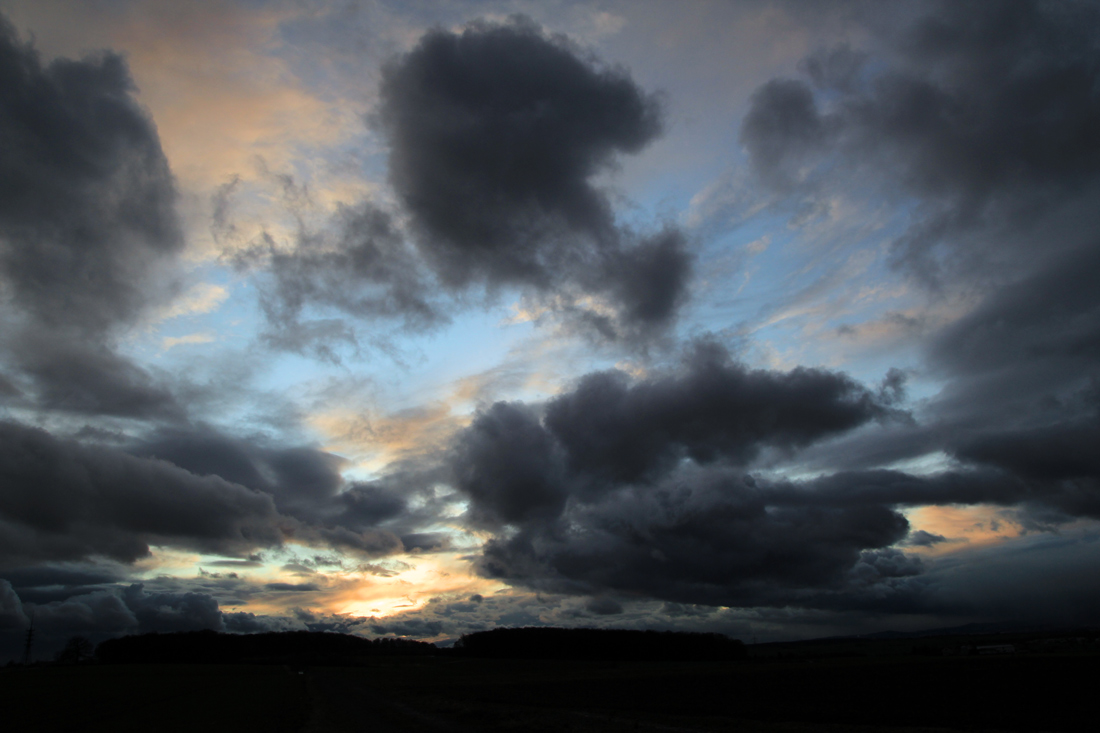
xmin=22 ymin=608 xmax=35 ymax=665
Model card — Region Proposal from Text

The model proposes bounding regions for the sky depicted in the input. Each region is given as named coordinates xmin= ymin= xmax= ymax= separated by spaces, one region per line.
xmin=1 ymin=0 xmax=1099 ymax=659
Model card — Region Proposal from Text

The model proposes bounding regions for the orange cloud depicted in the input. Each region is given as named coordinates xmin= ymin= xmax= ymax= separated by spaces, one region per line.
xmin=905 ymin=504 xmax=1026 ymax=556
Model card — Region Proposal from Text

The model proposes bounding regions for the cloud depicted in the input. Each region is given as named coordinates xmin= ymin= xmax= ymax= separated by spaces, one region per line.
xmin=446 ymin=340 xmax=917 ymax=606
xmin=0 ymin=579 xmax=228 ymax=661
xmin=8 ymin=334 xmax=181 ymax=418
xmin=132 ymin=423 xmax=438 ymax=552
xmin=734 ymin=0 xmax=1100 ymax=536
xmin=265 ymin=582 xmax=320 ymax=592
xmin=0 ymin=421 xmax=286 ymax=565
xmin=0 ymin=14 xmax=187 ymax=418
xmin=0 ymin=15 xmax=182 ymax=332
xmin=233 ymin=201 xmax=442 ymax=360
xmin=153 ymin=283 xmax=229 ymax=322
xmin=542 ymin=341 xmax=895 ymax=485
xmin=378 ymin=16 xmax=692 ymax=343
xmin=474 ymin=468 xmax=913 ymax=608
xmin=905 ymin=530 xmax=948 ymax=548
xmin=741 ymin=1 xmax=1100 ymax=285
xmin=161 ymin=332 xmax=216 ymax=350
xmin=452 ymin=340 xmax=895 ymax=529
xmin=449 ymin=326 xmax=1100 ymax=609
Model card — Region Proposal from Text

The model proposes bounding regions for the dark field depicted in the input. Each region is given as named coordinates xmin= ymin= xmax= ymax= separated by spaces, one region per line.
xmin=4 ymin=653 xmax=1096 ymax=732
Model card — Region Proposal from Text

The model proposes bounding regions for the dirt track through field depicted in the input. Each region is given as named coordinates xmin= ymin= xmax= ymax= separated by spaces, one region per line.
xmin=302 ymin=667 xmax=474 ymax=733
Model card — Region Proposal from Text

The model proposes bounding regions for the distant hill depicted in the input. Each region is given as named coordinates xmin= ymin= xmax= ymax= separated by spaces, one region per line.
xmin=454 ymin=627 xmax=747 ymax=661
xmin=96 ymin=629 xmax=434 ymax=665
xmin=819 ymin=621 xmax=1069 ymax=642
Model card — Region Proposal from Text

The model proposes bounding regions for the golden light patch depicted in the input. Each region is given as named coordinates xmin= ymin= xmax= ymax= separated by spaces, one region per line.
xmin=161 ymin=332 xmax=217 ymax=351
xmin=240 ymin=552 xmax=503 ymax=621
xmin=109 ymin=3 xmax=358 ymax=190
xmin=333 ymin=554 xmax=506 ymax=619
xmin=154 ymin=283 xmax=230 ymax=322
xmin=309 ymin=403 xmax=466 ymax=473
xmin=138 ymin=547 xmax=207 ymax=577
xmin=905 ymin=504 xmax=1026 ymax=555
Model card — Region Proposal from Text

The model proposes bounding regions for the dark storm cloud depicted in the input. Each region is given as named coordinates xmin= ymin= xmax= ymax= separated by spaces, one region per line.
xmin=380 ymin=15 xmax=659 ymax=280
xmin=452 ymin=328 xmax=1100 ymax=608
xmin=740 ymin=78 xmax=825 ymax=191
xmin=452 ymin=401 xmax=567 ymax=526
xmin=448 ymin=342 xmax=919 ymax=606
xmin=0 ymin=580 xmax=229 ymax=661
xmin=467 ymin=456 xmax=1094 ymax=614
xmin=369 ymin=617 xmax=443 ymax=638
xmin=905 ymin=530 xmax=947 ymax=547
xmin=0 ymin=563 xmax=127 ymax=604
xmin=929 ymin=245 xmax=1100 ymax=381
xmin=133 ymin=424 xmax=448 ymax=555
xmin=0 ymin=421 xmax=286 ymax=565
xmin=378 ymin=16 xmax=692 ymax=342
xmin=735 ymin=1 xmax=1100 ymax=540
xmin=0 ymin=16 xmax=182 ymax=331
xmin=0 ymin=15 xmax=185 ymax=417
xmin=544 ymin=342 xmax=893 ymax=485
xmin=475 ymin=470 xmax=912 ymax=607
xmin=741 ymin=0 xmax=1100 ymax=281
xmin=452 ymin=341 xmax=895 ymax=528
xmin=9 ymin=336 xmax=180 ymax=419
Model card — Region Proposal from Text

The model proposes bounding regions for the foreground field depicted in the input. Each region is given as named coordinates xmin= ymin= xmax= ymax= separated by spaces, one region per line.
xmin=3 ymin=653 xmax=1095 ymax=732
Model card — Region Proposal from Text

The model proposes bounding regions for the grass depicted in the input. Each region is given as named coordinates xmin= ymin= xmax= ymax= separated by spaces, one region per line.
xmin=1 ymin=664 xmax=309 ymax=733
xmin=3 ymin=652 xmax=1094 ymax=732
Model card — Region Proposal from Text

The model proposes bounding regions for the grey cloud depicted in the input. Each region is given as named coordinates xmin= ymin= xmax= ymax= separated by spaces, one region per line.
xmin=0 ymin=579 xmax=23 ymax=631
xmin=475 ymin=471 xmax=911 ymax=608
xmin=222 ymin=610 xmax=304 ymax=634
xmin=585 ymin=596 xmax=623 ymax=616
xmin=379 ymin=16 xmax=692 ymax=343
xmin=133 ymin=425 xmax=433 ymax=553
xmin=798 ymin=43 xmax=867 ymax=93
xmin=0 ymin=15 xmax=185 ymax=418
xmin=450 ymin=325 xmax=1100 ymax=608
xmin=10 ymin=336 xmax=180 ymax=419
xmin=0 ymin=563 xmax=126 ymax=604
xmin=0 ymin=581 xmax=227 ymax=661
xmin=449 ymin=341 xmax=914 ymax=607
xmin=740 ymin=78 xmax=825 ymax=191
xmin=452 ymin=401 xmax=567 ymax=527
xmin=399 ymin=533 xmax=449 ymax=553
xmin=929 ymin=245 xmax=1100 ymax=386
xmin=905 ymin=530 xmax=947 ymax=547
xmin=453 ymin=340 xmax=892 ymax=528
xmin=369 ymin=617 xmax=443 ymax=638
xmin=543 ymin=342 xmax=893 ymax=485
xmin=774 ymin=468 xmax=1100 ymax=524
xmin=0 ymin=421 xmax=286 ymax=566
xmin=735 ymin=1 xmax=1100 ymax=540
xmin=235 ymin=203 xmax=443 ymax=361
xmin=742 ymin=1 xmax=1100 ymax=282
xmin=265 ymin=582 xmax=320 ymax=592
xmin=0 ymin=17 xmax=182 ymax=332
xmin=380 ymin=15 xmax=659 ymax=280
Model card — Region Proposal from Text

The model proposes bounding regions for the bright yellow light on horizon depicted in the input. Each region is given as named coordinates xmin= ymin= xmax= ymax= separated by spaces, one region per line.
xmin=335 ymin=553 xmax=505 ymax=619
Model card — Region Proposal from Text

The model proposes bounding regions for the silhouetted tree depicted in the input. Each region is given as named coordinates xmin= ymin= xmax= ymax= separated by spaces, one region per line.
xmin=454 ymin=627 xmax=747 ymax=661
xmin=96 ymin=630 xmax=435 ymax=665
xmin=55 ymin=636 xmax=94 ymax=664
